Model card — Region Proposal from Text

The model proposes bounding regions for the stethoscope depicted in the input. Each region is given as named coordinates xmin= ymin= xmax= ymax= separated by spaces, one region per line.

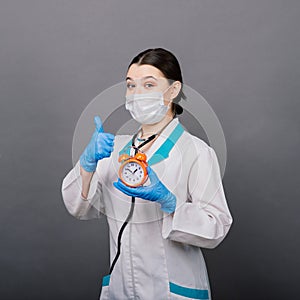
xmin=109 ymin=118 xmax=174 ymax=275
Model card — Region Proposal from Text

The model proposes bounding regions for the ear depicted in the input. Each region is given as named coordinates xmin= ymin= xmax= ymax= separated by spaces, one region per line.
xmin=169 ymin=81 xmax=182 ymax=100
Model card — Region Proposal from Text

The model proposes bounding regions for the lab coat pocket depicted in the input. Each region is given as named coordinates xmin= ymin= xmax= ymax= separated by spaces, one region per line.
xmin=169 ymin=281 xmax=210 ymax=300
xmin=99 ymin=274 xmax=110 ymax=300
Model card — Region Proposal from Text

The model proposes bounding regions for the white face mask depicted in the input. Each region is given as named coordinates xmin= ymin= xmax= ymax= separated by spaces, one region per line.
xmin=125 ymin=87 xmax=172 ymax=125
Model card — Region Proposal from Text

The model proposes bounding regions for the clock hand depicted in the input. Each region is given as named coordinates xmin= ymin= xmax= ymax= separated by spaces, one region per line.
xmin=125 ymin=168 xmax=133 ymax=174
xmin=133 ymin=171 xmax=141 ymax=181
xmin=133 ymin=169 xmax=138 ymax=174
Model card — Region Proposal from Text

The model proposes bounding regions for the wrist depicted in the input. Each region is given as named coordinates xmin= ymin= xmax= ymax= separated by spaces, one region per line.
xmin=81 ymin=191 xmax=88 ymax=200
xmin=80 ymin=155 xmax=97 ymax=173
xmin=160 ymin=192 xmax=176 ymax=214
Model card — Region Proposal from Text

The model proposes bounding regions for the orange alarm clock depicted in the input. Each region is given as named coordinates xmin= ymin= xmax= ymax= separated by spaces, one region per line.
xmin=118 ymin=152 xmax=148 ymax=187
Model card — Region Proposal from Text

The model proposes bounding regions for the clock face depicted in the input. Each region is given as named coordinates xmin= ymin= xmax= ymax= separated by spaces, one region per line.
xmin=121 ymin=161 xmax=145 ymax=186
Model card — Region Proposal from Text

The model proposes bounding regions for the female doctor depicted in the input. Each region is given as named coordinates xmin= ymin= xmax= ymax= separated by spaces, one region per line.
xmin=61 ymin=48 xmax=233 ymax=300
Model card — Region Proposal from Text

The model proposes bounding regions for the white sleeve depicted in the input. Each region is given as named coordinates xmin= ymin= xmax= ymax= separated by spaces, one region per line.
xmin=162 ymin=146 xmax=233 ymax=249
xmin=61 ymin=160 xmax=104 ymax=220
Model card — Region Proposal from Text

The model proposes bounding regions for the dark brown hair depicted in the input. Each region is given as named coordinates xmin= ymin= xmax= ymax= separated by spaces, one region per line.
xmin=127 ymin=48 xmax=186 ymax=116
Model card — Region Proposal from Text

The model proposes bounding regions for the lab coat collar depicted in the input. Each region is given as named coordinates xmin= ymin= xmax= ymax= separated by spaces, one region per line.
xmin=119 ymin=117 xmax=184 ymax=166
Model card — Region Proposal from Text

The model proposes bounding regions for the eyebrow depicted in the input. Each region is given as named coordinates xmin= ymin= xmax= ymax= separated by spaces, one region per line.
xmin=125 ymin=76 xmax=158 ymax=81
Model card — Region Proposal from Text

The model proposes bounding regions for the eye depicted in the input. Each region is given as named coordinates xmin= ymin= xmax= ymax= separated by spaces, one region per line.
xmin=126 ymin=83 xmax=136 ymax=89
xmin=144 ymin=82 xmax=155 ymax=89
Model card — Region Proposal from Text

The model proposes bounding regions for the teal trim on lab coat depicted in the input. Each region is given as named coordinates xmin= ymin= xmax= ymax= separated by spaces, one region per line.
xmin=118 ymin=122 xmax=184 ymax=166
xmin=147 ymin=123 xmax=184 ymax=166
xmin=169 ymin=282 xmax=209 ymax=299
xmin=102 ymin=274 xmax=110 ymax=287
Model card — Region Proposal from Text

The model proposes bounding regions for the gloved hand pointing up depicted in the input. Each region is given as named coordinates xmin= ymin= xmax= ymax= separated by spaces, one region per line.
xmin=80 ymin=116 xmax=115 ymax=172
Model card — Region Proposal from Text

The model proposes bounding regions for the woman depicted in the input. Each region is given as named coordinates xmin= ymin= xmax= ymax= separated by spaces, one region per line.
xmin=61 ymin=48 xmax=233 ymax=300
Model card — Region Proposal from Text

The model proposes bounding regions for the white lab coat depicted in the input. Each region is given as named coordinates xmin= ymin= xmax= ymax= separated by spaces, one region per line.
xmin=61 ymin=117 xmax=233 ymax=300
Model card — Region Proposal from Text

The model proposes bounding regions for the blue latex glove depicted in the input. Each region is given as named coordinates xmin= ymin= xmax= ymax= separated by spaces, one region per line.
xmin=80 ymin=116 xmax=115 ymax=172
xmin=113 ymin=166 xmax=176 ymax=214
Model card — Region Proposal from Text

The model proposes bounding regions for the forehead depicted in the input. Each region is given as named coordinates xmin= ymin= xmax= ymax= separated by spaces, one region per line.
xmin=126 ymin=64 xmax=165 ymax=80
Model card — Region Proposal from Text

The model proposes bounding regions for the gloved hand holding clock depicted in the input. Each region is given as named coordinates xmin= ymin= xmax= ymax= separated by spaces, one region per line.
xmin=113 ymin=166 xmax=176 ymax=214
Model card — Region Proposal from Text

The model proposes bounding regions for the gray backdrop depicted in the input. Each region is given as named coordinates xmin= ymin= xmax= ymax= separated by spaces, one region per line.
xmin=0 ymin=0 xmax=299 ymax=299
